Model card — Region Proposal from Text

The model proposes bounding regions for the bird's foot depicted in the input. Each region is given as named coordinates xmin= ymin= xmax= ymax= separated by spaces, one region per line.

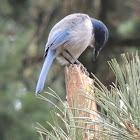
xmin=70 ymin=63 xmax=89 ymax=76
xmin=73 ymin=60 xmax=89 ymax=76
xmin=80 ymin=64 xmax=89 ymax=77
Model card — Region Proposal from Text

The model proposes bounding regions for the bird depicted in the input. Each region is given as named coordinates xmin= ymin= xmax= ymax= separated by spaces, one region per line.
xmin=35 ymin=13 xmax=108 ymax=95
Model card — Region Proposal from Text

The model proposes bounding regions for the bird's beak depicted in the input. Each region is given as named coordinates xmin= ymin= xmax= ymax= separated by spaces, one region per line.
xmin=93 ymin=48 xmax=99 ymax=61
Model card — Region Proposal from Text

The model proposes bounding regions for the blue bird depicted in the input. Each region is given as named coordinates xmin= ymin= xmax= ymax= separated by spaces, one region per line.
xmin=36 ymin=13 xmax=108 ymax=95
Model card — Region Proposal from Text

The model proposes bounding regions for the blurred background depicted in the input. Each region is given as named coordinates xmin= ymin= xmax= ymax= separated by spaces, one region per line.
xmin=0 ymin=0 xmax=140 ymax=139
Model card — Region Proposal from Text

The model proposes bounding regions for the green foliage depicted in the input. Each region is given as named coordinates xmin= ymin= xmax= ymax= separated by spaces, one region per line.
xmin=36 ymin=53 xmax=140 ymax=139
xmin=0 ymin=0 xmax=140 ymax=139
xmin=118 ymin=18 xmax=140 ymax=38
xmin=36 ymin=89 xmax=84 ymax=140
xmin=90 ymin=52 xmax=140 ymax=139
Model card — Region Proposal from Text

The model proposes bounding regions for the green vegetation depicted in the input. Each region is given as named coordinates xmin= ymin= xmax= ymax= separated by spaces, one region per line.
xmin=0 ymin=0 xmax=140 ymax=139
xmin=36 ymin=53 xmax=140 ymax=140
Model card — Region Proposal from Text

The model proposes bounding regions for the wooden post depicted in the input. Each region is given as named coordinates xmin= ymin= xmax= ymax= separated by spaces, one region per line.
xmin=65 ymin=64 xmax=99 ymax=138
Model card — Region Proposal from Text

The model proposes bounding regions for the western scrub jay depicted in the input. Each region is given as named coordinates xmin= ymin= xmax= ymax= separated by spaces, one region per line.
xmin=36 ymin=13 xmax=108 ymax=95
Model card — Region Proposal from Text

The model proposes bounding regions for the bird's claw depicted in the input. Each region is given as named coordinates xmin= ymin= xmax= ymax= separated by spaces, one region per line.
xmin=80 ymin=64 xmax=89 ymax=77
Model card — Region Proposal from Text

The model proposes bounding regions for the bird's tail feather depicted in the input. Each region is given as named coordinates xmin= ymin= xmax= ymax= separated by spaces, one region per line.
xmin=35 ymin=49 xmax=56 ymax=96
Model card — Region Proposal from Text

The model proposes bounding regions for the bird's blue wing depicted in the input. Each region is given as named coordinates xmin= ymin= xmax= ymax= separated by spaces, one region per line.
xmin=36 ymin=30 xmax=70 ymax=95
xmin=36 ymin=49 xmax=56 ymax=95
xmin=46 ymin=30 xmax=70 ymax=51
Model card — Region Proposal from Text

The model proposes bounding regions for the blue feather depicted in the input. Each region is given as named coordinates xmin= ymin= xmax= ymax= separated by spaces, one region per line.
xmin=35 ymin=49 xmax=56 ymax=95
xmin=46 ymin=30 xmax=70 ymax=51
xmin=36 ymin=30 xmax=70 ymax=95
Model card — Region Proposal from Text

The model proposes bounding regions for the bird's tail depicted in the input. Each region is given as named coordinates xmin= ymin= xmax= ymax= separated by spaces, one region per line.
xmin=35 ymin=49 xmax=56 ymax=96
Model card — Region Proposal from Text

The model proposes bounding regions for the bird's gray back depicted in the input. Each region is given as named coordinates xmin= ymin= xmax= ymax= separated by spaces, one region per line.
xmin=47 ymin=14 xmax=94 ymax=65
xmin=47 ymin=13 xmax=92 ymax=44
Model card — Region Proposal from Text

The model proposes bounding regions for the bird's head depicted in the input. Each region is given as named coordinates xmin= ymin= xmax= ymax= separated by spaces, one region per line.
xmin=90 ymin=18 xmax=109 ymax=61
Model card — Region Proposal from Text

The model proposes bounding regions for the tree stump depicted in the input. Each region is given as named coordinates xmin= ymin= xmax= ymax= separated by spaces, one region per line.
xmin=65 ymin=64 xmax=99 ymax=138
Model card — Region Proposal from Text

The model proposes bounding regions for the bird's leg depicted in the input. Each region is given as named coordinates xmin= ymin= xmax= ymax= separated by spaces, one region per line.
xmin=64 ymin=49 xmax=89 ymax=76
xmin=64 ymin=49 xmax=80 ymax=64
xmin=60 ymin=53 xmax=73 ymax=64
